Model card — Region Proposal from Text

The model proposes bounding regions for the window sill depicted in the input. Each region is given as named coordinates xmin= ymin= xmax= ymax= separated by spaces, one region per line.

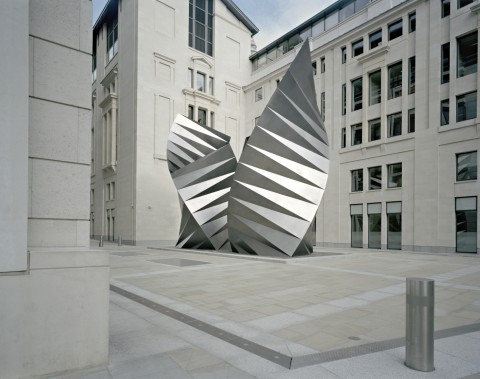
xmin=455 ymin=179 xmax=477 ymax=184
xmin=439 ymin=118 xmax=478 ymax=133
xmin=182 ymin=88 xmax=220 ymax=105
xmin=386 ymin=186 xmax=402 ymax=190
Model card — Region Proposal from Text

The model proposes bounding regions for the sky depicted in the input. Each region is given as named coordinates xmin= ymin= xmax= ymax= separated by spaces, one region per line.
xmin=92 ymin=0 xmax=338 ymax=50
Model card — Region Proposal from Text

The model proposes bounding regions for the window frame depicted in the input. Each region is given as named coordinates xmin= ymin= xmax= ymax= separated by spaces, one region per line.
xmin=369 ymin=70 xmax=381 ymax=105
xmin=441 ymin=43 xmax=450 ymax=84
xmin=341 ymin=46 xmax=347 ymax=64
xmin=369 ymin=118 xmax=381 ymax=142
xmin=408 ymin=56 xmax=415 ymax=94
xmin=351 ymin=169 xmax=364 ymax=192
xmin=441 ymin=99 xmax=450 ymax=125
xmin=196 ymin=71 xmax=206 ymax=92
xmin=455 ymin=196 xmax=477 ymax=253
xmin=388 ymin=61 xmax=403 ymax=99
xmin=408 ymin=108 xmax=415 ymax=133
xmin=369 ymin=29 xmax=382 ymax=49
xmin=388 ymin=19 xmax=403 ymax=41
xmin=351 ymin=123 xmax=363 ymax=146
xmin=368 ymin=166 xmax=382 ymax=190
xmin=409 ymin=12 xmax=416 ymax=33
xmin=189 ymin=0 xmax=214 ymax=56
xmin=442 ymin=0 xmax=450 ymax=18
xmin=387 ymin=112 xmax=402 ymax=137
xmin=456 ymin=91 xmax=477 ymax=122
xmin=352 ymin=38 xmax=364 ymax=57
xmin=255 ymin=87 xmax=263 ymax=102
xmin=387 ymin=201 xmax=402 ymax=250
xmin=351 ymin=77 xmax=363 ymax=111
xmin=457 ymin=31 xmax=478 ymax=78
xmin=456 ymin=151 xmax=478 ymax=181
xmin=387 ymin=163 xmax=402 ymax=188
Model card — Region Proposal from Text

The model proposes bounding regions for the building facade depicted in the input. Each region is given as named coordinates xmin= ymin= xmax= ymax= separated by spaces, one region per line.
xmin=92 ymin=0 xmax=479 ymax=253
xmin=91 ymin=0 xmax=257 ymax=245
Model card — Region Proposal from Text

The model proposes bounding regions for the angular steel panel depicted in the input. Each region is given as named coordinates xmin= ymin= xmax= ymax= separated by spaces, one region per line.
xmin=167 ymin=114 xmax=237 ymax=250
xmin=227 ymin=42 xmax=329 ymax=257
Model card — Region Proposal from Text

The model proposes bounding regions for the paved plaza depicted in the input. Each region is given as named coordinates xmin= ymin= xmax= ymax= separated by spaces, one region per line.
xmin=48 ymin=242 xmax=480 ymax=378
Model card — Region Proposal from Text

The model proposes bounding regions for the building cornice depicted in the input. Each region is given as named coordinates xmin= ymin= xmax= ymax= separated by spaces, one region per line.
xmin=182 ymin=88 xmax=221 ymax=105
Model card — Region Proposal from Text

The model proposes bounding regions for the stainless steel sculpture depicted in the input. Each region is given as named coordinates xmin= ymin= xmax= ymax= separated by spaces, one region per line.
xmin=167 ymin=114 xmax=237 ymax=250
xmin=227 ymin=42 xmax=329 ymax=256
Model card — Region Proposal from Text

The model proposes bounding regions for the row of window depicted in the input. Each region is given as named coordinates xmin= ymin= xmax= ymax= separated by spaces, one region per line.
xmin=442 ymin=0 xmax=476 ymax=18
xmin=351 ymin=163 xmax=402 ymax=192
xmin=252 ymin=0 xmax=371 ymax=70
xmin=441 ymin=91 xmax=477 ymax=125
xmin=341 ymin=110 xmax=415 ymax=148
xmin=350 ymin=196 xmax=478 ymax=253
xmin=350 ymin=151 xmax=477 ymax=193
xmin=187 ymin=105 xmax=215 ymax=128
xmin=343 ymin=13 xmax=416 ymax=63
xmin=188 ymin=69 xmax=214 ymax=96
xmin=350 ymin=202 xmax=402 ymax=250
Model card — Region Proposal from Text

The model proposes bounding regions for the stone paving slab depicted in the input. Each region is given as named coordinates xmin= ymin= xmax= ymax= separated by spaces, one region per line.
xmin=45 ymin=241 xmax=479 ymax=379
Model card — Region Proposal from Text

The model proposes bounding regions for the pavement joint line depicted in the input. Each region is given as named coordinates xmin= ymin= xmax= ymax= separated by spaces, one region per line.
xmin=109 ymin=284 xmax=480 ymax=370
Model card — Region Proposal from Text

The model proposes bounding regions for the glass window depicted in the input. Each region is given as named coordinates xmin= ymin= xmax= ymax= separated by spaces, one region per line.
xmin=196 ymin=72 xmax=206 ymax=92
xmin=409 ymin=12 xmax=416 ymax=33
xmin=341 ymin=127 xmax=346 ymax=148
xmin=387 ymin=163 xmax=402 ymax=188
xmin=188 ymin=105 xmax=194 ymax=120
xmin=369 ymin=166 xmax=382 ymax=190
xmin=312 ymin=61 xmax=317 ymax=76
xmin=107 ymin=16 xmax=118 ymax=61
xmin=351 ymin=123 xmax=362 ymax=146
xmin=352 ymin=77 xmax=363 ymax=111
xmin=387 ymin=112 xmax=402 ymax=137
xmin=351 ymin=169 xmax=363 ymax=192
xmin=442 ymin=43 xmax=450 ymax=84
xmin=369 ymin=118 xmax=381 ymax=141
xmin=387 ymin=202 xmax=402 ymax=250
xmin=287 ymin=34 xmax=302 ymax=52
xmin=321 ymin=92 xmax=325 ymax=121
xmin=388 ymin=19 xmax=403 ymax=41
xmin=456 ymin=197 xmax=477 ymax=253
xmin=312 ymin=18 xmax=325 ymax=36
xmin=457 ymin=91 xmax=477 ymax=122
xmin=369 ymin=70 xmax=381 ymax=105
xmin=458 ymin=0 xmax=474 ymax=8
xmin=409 ymin=56 xmax=415 ymax=94
xmin=370 ymin=29 xmax=382 ymax=49
xmin=355 ymin=0 xmax=369 ymax=12
xmin=189 ymin=0 xmax=214 ymax=56
xmin=342 ymin=83 xmax=347 ymax=115
xmin=442 ymin=0 xmax=450 ymax=17
xmin=457 ymin=151 xmax=478 ymax=181
xmin=198 ymin=108 xmax=207 ymax=126
xmin=266 ymin=48 xmax=277 ymax=63
xmin=300 ymin=26 xmax=312 ymax=42
xmin=341 ymin=46 xmax=347 ymax=64
xmin=408 ymin=108 xmax=415 ymax=133
xmin=255 ymin=87 xmax=263 ymax=102
xmin=325 ymin=11 xmax=339 ymax=30
xmin=351 ymin=204 xmax=363 ymax=248
xmin=92 ymin=48 xmax=97 ymax=82
xmin=368 ymin=203 xmax=382 ymax=249
xmin=321 ymin=57 xmax=325 ymax=73
xmin=352 ymin=38 xmax=364 ymax=57
xmin=388 ymin=61 xmax=402 ymax=99
xmin=340 ymin=1 xmax=355 ymax=21
xmin=208 ymin=76 xmax=214 ymax=95
xmin=457 ymin=31 xmax=478 ymax=78
xmin=441 ymin=99 xmax=450 ymax=125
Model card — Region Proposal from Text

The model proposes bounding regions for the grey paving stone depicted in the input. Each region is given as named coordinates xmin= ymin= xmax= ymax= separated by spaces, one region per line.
xmin=189 ymin=362 xmax=257 ymax=379
xmin=108 ymin=353 xmax=179 ymax=379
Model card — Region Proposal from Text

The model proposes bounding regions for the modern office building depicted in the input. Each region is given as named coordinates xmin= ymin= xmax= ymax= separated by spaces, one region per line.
xmin=92 ymin=0 xmax=479 ymax=253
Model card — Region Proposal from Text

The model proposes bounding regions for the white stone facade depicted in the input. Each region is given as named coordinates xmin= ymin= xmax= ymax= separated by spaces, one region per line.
xmin=0 ymin=1 xmax=109 ymax=377
xmin=91 ymin=0 xmax=255 ymax=245
xmin=92 ymin=0 xmax=479 ymax=253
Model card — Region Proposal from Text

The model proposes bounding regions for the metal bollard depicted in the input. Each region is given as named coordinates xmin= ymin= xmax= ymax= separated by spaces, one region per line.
xmin=99 ymin=235 xmax=103 ymax=247
xmin=118 ymin=235 xmax=122 ymax=246
xmin=405 ymin=277 xmax=434 ymax=372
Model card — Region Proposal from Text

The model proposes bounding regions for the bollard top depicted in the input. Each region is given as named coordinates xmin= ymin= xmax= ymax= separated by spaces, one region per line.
xmin=406 ymin=277 xmax=434 ymax=283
